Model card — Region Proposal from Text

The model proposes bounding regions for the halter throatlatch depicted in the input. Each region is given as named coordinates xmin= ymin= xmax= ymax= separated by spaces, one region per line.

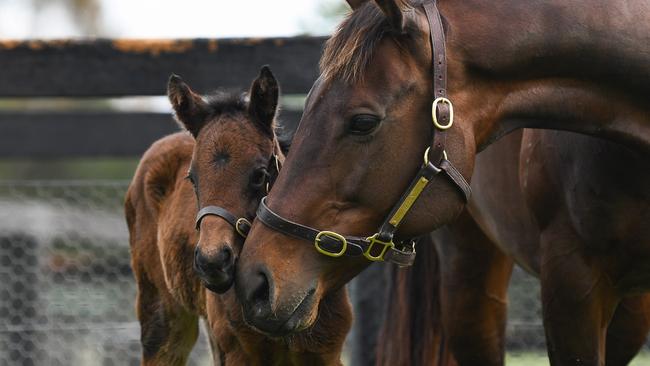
xmin=256 ymin=0 xmax=471 ymax=267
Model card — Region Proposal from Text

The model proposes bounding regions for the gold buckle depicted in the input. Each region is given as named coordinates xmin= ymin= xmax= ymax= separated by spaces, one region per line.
xmin=235 ymin=218 xmax=251 ymax=238
xmin=423 ymin=147 xmax=448 ymax=165
xmin=364 ymin=233 xmax=395 ymax=261
xmin=315 ymin=231 xmax=347 ymax=258
xmin=431 ymin=97 xmax=454 ymax=130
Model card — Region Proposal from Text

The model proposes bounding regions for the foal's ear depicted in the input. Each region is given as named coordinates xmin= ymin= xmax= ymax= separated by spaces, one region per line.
xmin=167 ymin=74 xmax=210 ymax=138
xmin=248 ymin=65 xmax=279 ymax=136
xmin=346 ymin=0 xmax=369 ymax=10
xmin=375 ymin=0 xmax=406 ymax=32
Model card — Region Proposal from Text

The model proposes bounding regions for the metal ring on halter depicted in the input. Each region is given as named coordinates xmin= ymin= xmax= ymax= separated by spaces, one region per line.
xmin=235 ymin=218 xmax=252 ymax=238
xmin=431 ymin=97 xmax=454 ymax=130
xmin=423 ymin=147 xmax=448 ymax=165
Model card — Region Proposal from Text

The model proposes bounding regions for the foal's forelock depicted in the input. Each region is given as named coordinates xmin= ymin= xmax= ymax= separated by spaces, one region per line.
xmin=320 ymin=1 xmax=420 ymax=84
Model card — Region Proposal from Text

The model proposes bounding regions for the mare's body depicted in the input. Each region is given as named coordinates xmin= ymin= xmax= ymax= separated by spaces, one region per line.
xmin=379 ymin=129 xmax=650 ymax=365
xmin=236 ymin=2 xmax=650 ymax=365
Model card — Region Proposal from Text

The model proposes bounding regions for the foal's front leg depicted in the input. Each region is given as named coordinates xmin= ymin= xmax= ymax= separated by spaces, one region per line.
xmin=134 ymin=271 xmax=199 ymax=366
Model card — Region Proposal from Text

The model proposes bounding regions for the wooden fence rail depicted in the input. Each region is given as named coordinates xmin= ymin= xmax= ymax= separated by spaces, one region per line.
xmin=0 ymin=37 xmax=324 ymax=157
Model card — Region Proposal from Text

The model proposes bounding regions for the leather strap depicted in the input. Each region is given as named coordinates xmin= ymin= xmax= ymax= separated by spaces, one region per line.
xmin=195 ymin=205 xmax=252 ymax=238
xmin=369 ymin=0 xmax=470 ymax=247
xmin=195 ymin=206 xmax=238 ymax=230
xmin=440 ymin=159 xmax=471 ymax=201
xmin=424 ymin=0 xmax=449 ymax=164
xmin=375 ymin=161 xmax=443 ymax=241
xmin=257 ymin=198 xmax=417 ymax=266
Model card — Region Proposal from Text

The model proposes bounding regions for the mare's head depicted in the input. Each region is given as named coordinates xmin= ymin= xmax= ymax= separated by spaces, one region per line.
xmin=237 ymin=0 xmax=474 ymax=335
xmin=169 ymin=66 xmax=281 ymax=293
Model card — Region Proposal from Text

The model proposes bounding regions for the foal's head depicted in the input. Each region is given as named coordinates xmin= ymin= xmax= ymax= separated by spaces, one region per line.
xmin=169 ymin=66 xmax=280 ymax=293
xmin=237 ymin=0 xmax=474 ymax=335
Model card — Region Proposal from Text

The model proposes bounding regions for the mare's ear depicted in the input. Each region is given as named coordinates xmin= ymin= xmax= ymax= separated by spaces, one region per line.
xmin=248 ymin=65 xmax=279 ymax=136
xmin=375 ymin=0 xmax=406 ymax=32
xmin=346 ymin=0 xmax=370 ymax=9
xmin=167 ymin=74 xmax=210 ymax=138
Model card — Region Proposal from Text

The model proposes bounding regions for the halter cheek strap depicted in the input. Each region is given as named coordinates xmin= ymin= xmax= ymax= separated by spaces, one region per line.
xmin=195 ymin=206 xmax=252 ymax=238
xmin=363 ymin=0 xmax=471 ymax=251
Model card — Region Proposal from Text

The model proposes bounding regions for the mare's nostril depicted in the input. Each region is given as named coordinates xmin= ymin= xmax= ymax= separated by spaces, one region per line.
xmin=244 ymin=266 xmax=274 ymax=318
xmin=251 ymin=271 xmax=270 ymax=307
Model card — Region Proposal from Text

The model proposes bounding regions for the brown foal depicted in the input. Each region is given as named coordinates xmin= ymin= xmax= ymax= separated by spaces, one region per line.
xmin=125 ymin=67 xmax=350 ymax=365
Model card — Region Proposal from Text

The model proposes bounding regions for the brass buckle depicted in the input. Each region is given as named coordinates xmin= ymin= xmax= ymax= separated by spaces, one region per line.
xmin=364 ymin=233 xmax=395 ymax=261
xmin=423 ymin=147 xmax=448 ymax=165
xmin=431 ymin=97 xmax=454 ymax=130
xmin=235 ymin=218 xmax=251 ymax=238
xmin=315 ymin=231 xmax=347 ymax=258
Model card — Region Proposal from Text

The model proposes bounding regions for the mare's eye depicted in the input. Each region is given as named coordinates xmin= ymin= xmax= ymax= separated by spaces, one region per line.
xmin=250 ymin=168 xmax=269 ymax=189
xmin=348 ymin=114 xmax=381 ymax=135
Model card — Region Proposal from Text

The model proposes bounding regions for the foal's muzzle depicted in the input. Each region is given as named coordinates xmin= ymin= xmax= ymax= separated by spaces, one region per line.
xmin=193 ymin=244 xmax=235 ymax=294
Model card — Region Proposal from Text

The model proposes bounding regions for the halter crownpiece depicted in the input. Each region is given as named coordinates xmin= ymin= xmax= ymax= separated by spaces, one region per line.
xmin=255 ymin=0 xmax=471 ymax=266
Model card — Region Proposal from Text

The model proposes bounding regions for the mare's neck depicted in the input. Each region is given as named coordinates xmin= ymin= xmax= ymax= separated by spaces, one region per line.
xmin=439 ymin=0 xmax=650 ymax=152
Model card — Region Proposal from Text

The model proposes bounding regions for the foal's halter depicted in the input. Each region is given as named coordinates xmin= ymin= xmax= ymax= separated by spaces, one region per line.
xmin=194 ymin=152 xmax=282 ymax=238
xmin=256 ymin=0 xmax=471 ymax=267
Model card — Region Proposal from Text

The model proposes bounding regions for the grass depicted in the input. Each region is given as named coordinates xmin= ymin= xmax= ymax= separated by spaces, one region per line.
xmin=506 ymin=351 xmax=650 ymax=365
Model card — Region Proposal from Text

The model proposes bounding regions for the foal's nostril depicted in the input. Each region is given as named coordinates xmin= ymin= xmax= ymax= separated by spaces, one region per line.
xmin=214 ymin=246 xmax=233 ymax=267
xmin=194 ymin=246 xmax=209 ymax=272
xmin=194 ymin=244 xmax=234 ymax=275
xmin=194 ymin=244 xmax=236 ymax=294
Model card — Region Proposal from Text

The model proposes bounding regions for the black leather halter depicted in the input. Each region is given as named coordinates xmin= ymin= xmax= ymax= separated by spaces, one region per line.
xmin=256 ymin=0 xmax=471 ymax=267
xmin=194 ymin=152 xmax=281 ymax=238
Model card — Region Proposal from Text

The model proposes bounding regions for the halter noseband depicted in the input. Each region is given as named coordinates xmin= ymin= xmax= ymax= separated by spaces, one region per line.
xmin=194 ymin=153 xmax=282 ymax=238
xmin=255 ymin=0 xmax=471 ymax=267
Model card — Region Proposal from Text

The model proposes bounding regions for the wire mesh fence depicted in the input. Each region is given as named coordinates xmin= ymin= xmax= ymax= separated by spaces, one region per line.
xmin=0 ymin=181 xmax=211 ymax=366
xmin=0 ymin=180 xmax=647 ymax=365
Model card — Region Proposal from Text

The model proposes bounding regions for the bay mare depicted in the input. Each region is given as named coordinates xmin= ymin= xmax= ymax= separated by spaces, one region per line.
xmin=125 ymin=68 xmax=350 ymax=365
xmin=378 ymin=129 xmax=650 ymax=365
xmin=235 ymin=1 xmax=650 ymax=365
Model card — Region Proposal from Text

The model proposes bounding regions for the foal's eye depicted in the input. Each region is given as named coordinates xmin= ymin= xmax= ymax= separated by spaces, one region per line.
xmin=250 ymin=168 xmax=269 ymax=189
xmin=186 ymin=173 xmax=196 ymax=187
xmin=348 ymin=114 xmax=381 ymax=135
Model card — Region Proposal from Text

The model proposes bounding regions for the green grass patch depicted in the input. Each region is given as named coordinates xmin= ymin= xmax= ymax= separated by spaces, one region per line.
xmin=506 ymin=351 xmax=650 ymax=365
